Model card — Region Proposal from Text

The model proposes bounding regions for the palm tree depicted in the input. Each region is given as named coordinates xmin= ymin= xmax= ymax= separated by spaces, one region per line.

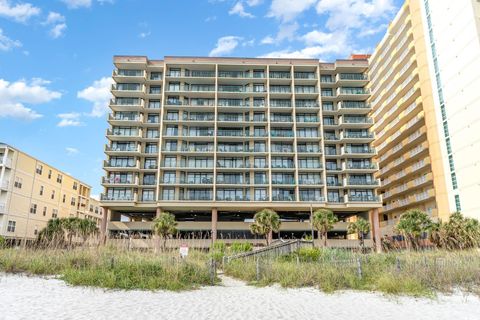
xmin=250 ymin=209 xmax=281 ymax=246
xmin=78 ymin=219 xmax=98 ymax=244
xmin=347 ymin=217 xmax=370 ymax=249
xmin=395 ymin=209 xmax=432 ymax=250
xmin=37 ymin=218 xmax=65 ymax=246
xmin=152 ymin=211 xmax=177 ymax=251
xmin=312 ymin=209 xmax=338 ymax=247
xmin=61 ymin=217 xmax=80 ymax=246
xmin=429 ymin=212 xmax=480 ymax=250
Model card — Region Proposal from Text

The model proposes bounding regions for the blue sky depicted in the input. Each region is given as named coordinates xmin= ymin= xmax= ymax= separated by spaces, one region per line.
xmin=0 ymin=0 xmax=402 ymax=196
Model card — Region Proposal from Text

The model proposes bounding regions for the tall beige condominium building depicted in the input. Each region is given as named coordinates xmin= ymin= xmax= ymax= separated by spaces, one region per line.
xmin=101 ymin=55 xmax=382 ymax=244
xmin=0 ymin=143 xmax=103 ymax=241
xmin=369 ymin=0 xmax=480 ymax=235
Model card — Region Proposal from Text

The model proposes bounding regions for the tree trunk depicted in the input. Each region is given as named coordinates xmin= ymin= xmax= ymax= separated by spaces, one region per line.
xmin=162 ymin=236 xmax=167 ymax=252
xmin=267 ymin=230 xmax=272 ymax=246
xmin=323 ymin=231 xmax=328 ymax=247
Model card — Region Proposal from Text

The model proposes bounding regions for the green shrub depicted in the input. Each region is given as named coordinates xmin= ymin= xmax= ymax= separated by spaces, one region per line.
xmin=0 ymin=236 xmax=6 ymax=249
xmin=229 ymin=242 xmax=253 ymax=254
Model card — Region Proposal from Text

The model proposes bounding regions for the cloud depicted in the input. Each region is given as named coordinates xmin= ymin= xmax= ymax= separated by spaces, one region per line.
xmin=246 ymin=0 xmax=262 ymax=6
xmin=209 ymin=36 xmax=242 ymax=56
xmin=316 ymin=0 xmax=395 ymax=30
xmin=0 ymin=0 xmax=40 ymax=23
xmin=0 ymin=78 xmax=61 ymax=120
xmin=65 ymin=147 xmax=79 ymax=155
xmin=42 ymin=12 xmax=67 ymax=38
xmin=205 ymin=15 xmax=217 ymax=22
xmin=260 ymin=30 xmax=351 ymax=59
xmin=57 ymin=112 xmax=83 ymax=127
xmin=61 ymin=0 xmax=92 ymax=9
xmin=78 ymin=77 xmax=113 ymax=117
xmin=50 ymin=23 xmax=67 ymax=38
xmin=267 ymin=0 xmax=316 ymax=22
xmin=0 ymin=28 xmax=21 ymax=51
xmin=229 ymin=2 xmax=254 ymax=18
xmin=260 ymin=35 xmax=274 ymax=45
xmin=138 ymin=31 xmax=151 ymax=38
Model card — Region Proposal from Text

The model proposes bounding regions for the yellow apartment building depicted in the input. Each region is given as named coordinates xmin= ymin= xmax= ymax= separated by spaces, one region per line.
xmin=369 ymin=0 xmax=480 ymax=235
xmin=0 ymin=143 xmax=103 ymax=241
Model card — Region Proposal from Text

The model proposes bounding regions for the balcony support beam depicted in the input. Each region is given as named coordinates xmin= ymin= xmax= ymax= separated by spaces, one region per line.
xmin=211 ymin=208 xmax=218 ymax=242
xmin=369 ymin=208 xmax=382 ymax=253
xmin=100 ymin=207 xmax=110 ymax=244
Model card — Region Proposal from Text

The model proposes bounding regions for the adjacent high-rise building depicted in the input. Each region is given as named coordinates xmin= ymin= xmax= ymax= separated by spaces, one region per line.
xmin=0 ymin=143 xmax=103 ymax=242
xmin=101 ymin=55 xmax=381 ymax=244
xmin=369 ymin=0 xmax=480 ymax=235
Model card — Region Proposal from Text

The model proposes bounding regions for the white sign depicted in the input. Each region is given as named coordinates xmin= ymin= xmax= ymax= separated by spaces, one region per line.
xmin=179 ymin=244 xmax=189 ymax=258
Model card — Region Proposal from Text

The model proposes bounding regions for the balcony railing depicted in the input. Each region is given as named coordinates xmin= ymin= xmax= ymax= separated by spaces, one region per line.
xmin=347 ymin=180 xmax=379 ymax=186
xmin=299 ymin=195 xmax=325 ymax=201
xmin=272 ymin=179 xmax=295 ymax=185
xmin=218 ymin=86 xmax=266 ymax=93
xmin=348 ymin=195 xmax=379 ymax=202
xmin=272 ymin=194 xmax=296 ymax=201
xmin=344 ymin=147 xmax=376 ymax=154
xmin=101 ymin=194 xmax=135 ymax=201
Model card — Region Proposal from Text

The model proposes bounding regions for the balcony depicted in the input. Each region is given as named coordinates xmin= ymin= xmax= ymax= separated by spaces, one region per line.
xmin=217 ymin=195 xmax=251 ymax=201
xmin=112 ymin=69 xmax=145 ymax=82
xmin=104 ymin=145 xmax=140 ymax=155
xmin=296 ymin=116 xmax=319 ymax=123
xmin=218 ymin=71 xmax=265 ymax=79
xmin=342 ymin=147 xmax=376 ymax=156
xmin=295 ymin=100 xmax=319 ymax=108
xmin=298 ymin=179 xmax=323 ymax=185
xmin=269 ymin=71 xmax=291 ymax=79
xmin=165 ymin=99 xmax=215 ymax=107
xmin=180 ymin=145 xmax=214 ymax=153
xmin=271 ymin=117 xmax=293 ymax=123
xmin=0 ymin=158 xmax=12 ymax=168
xmin=217 ymin=146 xmax=249 ymax=153
xmin=166 ymin=70 xmax=215 ymax=78
xmin=337 ymin=87 xmax=370 ymax=98
xmin=111 ymin=84 xmax=144 ymax=98
xmin=166 ymin=85 xmax=215 ymax=93
xmin=218 ymin=85 xmax=266 ymax=93
xmin=102 ymin=176 xmax=137 ymax=185
xmin=109 ymin=98 xmax=144 ymax=112
xmin=108 ymin=114 xmax=142 ymax=126
xmin=344 ymin=162 xmax=378 ymax=171
xmin=101 ymin=194 xmax=135 ymax=202
xmin=0 ymin=179 xmax=9 ymax=191
xmin=106 ymin=129 xmax=141 ymax=141
xmin=299 ymin=195 xmax=325 ymax=202
xmin=272 ymin=178 xmax=295 ymax=185
xmin=347 ymin=195 xmax=379 ymax=202
xmin=180 ymin=177 xmax=214 ymax=184
xmin=327 ymin=196 xmax=345 ymax=203
xmin=346 ymin=179 xmax=379 ymax=186
xmin=338 ymin=101 xmax=371 ymax=113
xmin=103 ymin=160 xmax=138 ymax=170
xmin=272 ymin=194 xmax=295 ymax=201
xmin=180 ymin=194 xmax=213 ymax=201
xmin=216 ymin=178 xmax=249 ymax=185
xmin=270 ymin=131 xmax=294 ymax=138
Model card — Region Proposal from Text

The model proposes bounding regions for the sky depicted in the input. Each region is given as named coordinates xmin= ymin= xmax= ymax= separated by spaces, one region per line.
xmin=0 ymin=0 xmax=403 ymax=196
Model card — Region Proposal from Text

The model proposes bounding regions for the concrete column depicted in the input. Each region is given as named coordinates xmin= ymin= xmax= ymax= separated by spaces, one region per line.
xmin=156 ymin=207 xmax=161 ymax=218
xmin=100 ymin=207 xmax=110 ymax=244
xmin=211 ymin=208 xmax=218 ymax=242
xmin=370 ymin=209 xmax=382 ymax=253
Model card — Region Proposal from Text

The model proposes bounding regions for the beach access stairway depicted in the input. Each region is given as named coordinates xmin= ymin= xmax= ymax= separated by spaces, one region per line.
xmin=224 ymin=239 xmax=314 ymax=263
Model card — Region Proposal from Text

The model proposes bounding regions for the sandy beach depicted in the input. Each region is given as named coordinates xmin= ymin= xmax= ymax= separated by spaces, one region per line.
xmin=0 ymin=273 xmax=479 ymax=320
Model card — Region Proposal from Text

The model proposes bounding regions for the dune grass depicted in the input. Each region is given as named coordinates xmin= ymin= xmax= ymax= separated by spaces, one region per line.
xmin=0 ymin=246 xmax=214 ymax=291
xmin=223 ymin=248 xmax=480 ymax=297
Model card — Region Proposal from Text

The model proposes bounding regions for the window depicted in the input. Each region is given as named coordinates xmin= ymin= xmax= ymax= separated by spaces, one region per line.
xmin=36 ymin=164 xmax=43 ymax=175
xmin=63 ymin=194 xmax=66 ymax=203
xmin=71 ymin=197 xmax=76 ymax=206
xmin=7 ymin=220 xmax=16 ymax=232
xmin=14 ymin=177 xmax=22 ymax=189
xmin=141 ymin=189 xmax=155 ymax=201
xmin=52 ymin=209 xmax=58 ymax=218
xmin=34 ymin=226 xmax=38 ymax=236
xmin=51 ymin=190 xmax=55 ymax=200
xmin=57 ymin=174 xmax=63 ymax=183
xmin=90 ymin=205 xmax=94 ymax=212
xmin=43 ymin=206 xmax=47 ymax=216
xmin=39 ymin=186 xmax=44 ymax=196
xmin=48 ymin=170 xmax=52 ymax=179
xmin=73 ymin=182 xmax=78 ymax=190
xmin=162 ymin=188 xmax=175 ymax=200
xmin=254 ymin=188 xmax=268 ymax=201
xmin=30 ymin=203 xmax=37 ymax=214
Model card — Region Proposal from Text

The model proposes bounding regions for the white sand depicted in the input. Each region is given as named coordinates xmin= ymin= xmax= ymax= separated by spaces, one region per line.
xmin=0 ymin=273 xmax=479 ymax=320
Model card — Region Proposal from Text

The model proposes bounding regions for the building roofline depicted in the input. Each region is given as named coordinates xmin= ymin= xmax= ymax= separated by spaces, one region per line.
xmin=0 ymin=142 xmax=92 ymax=188
xmin=113 ymin=55 xmax=371 ymax=66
